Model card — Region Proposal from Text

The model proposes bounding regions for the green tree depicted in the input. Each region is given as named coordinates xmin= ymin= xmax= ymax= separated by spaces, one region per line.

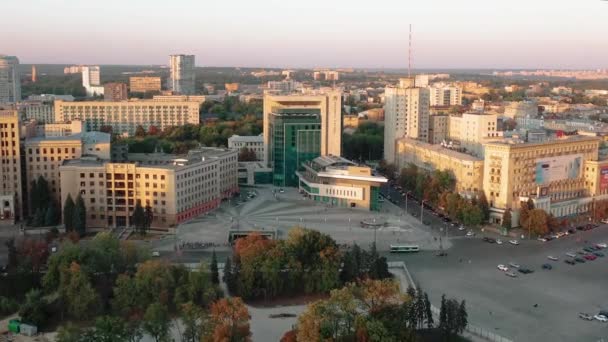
xmin=111 ymin=274 xmax=140 ymax=318
xmin=439 ymin=295 xmax=447 ymax=333
xmin=36 ymin=176 xmax=51 ymax=210
xmin=178 ymin=302 xmax=211 ymax=342
xmin=457 ymin=300 xmax=468 ymax=335
xmin=44 ymin=201 xmax=59 ymax=226
xmin=63 ymin=194 xmax=75 ymax=232
xmin=502 ymin=209 xmax=512 ymax=229
xmin=131 ymin=202 xmax=145 ymax=235
xmin=73 ymin=194 xmax=86 ymax=236
xmin=144 ymin=205 xmax=153 ymax=235
xmin=527 ymin=209 xmax=549 ymax=236
xmin=56 ymin=322 xmax=82 ymax=342
xmin=33 ymin=208 xmax=46 ymax=227
xmin=477 ymin=192 xmax=490 ymax=221
xmin=424 ymin=292 xmax=434 ymax=329
xmin=143 ymin=302 xmax=170 ymax=342
xmin=211 ymin=250 xmax=219 ymax=285
xmin=30 ymin=179 xmax=39 ymax=215
xmin=83 ymin=316 xmax=132 ymax=342
xmin=224 ymin=257 xmax=235 ymax=293
xmin=60 ymin=262 xmax=100 ymax=320
xmin=19 ymin=289 xmax=47 ymax=327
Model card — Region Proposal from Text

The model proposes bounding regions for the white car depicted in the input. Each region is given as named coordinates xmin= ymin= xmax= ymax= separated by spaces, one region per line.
xmin=496 ymin=239 xmax=503 ymax=245
xmin=466 ymin=231 xmax=475 ymax=237
xmin=505 ymin=271 xmax=517 ymax=278
xmin=566 ymin=252 xmax=577 ymax=258
xmin=497 ymin=264 xmax=509 ymax=272
xmin=547 ymin=256 xmax=559 ymax=261
xmin=152 ymin=251 xmax=160 ymax=257
xmin=508 ymin=262 xmax=520 ymax=268
xmin=458 ymin=225 xmax=466 ymax=231
xmin=597 ymin=243 xmax=607 ymax=248
xmin=594 ymin=314 xmax=608 ymax=322
xmin=509 ymin=239 xmax=520 ymax=245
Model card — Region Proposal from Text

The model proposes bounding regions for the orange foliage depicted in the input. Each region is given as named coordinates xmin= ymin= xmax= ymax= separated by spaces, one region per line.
xmin=280 ymin=330 xmax=297 ymax=342
xmin=234 ymin=232 xmax=276 ymax=263
xmin=210 ymin=297 xmax=251 ymax=342
xmin=17 ymin=238 xmax=49 ymax=272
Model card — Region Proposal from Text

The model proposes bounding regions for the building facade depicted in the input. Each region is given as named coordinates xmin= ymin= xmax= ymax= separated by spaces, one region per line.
xmin=169 ymin=55 xmax=196 ymax=95
xmin=82 ymin=66 xmax=104 ymax=97
xmin=429 ymin=84 xmax=462 ymax=106
xmin=0 ymin=111 xmax=24 ymax=222
xmin=0 ymin=55 xmax=21 ymax=103
xmin=24 ymin=102 xmax=54 ymax=123
xmin=228 ymin=134 xmax=264 ymax=161
xmin=383 ymin=77 xmax=431 ymax=163
xmin=104 ymin=83 xmax=128 ymax=101
xmin=263 ymin=92 xmax=342 ymax=186
xmin=130 ymin=77 xmax=162 ymax=93
xmin=428 ymin=115 xmax=449 ymax=144
xmin=448 ymin=113 xmax=502 ymax=157
xmin=54 ymin=100 xmax=200 ymax=135
xmin=35 ymin=120 xmax=84 ymax=138
xmin=58 ymin=147 xmax=237 ymax=230
xmin=396 ymin=137 xmax=484 ymax=195
xmin=483 ymin=136 xmax=601 ymax=223
xmin=296 ymin=155 xmax=387 ymax=211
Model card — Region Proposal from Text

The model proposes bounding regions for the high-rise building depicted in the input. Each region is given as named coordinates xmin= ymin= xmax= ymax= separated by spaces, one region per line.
xmin=447 ymin=112 xmax=502 ymax=157
xmin=54 ymin=100 xmax=200 ymax=136
xmin=129 ymin=77 xmax=162 ymax=93
xmin=429 ymin=84 xmax=462 ymax=106
xmin=81 ymin=66 xmax=104 ymax=97
xmin=263 ymin=91 xmax=342 ymax=186
xmin=0 ymin=56 xmax=21 ymax=103
xmin=0 ymin=110 xmax=24 ymax=222
xmin=383 ymin=77 xmax=430 ymax=163
xmin=169 ymin=55 xmax=196 ymax=95
xmin=103 ymin=83 xmax=128 ymax=101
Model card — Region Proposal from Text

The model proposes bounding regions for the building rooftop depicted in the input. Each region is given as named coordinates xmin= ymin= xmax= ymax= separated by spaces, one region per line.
xmin=484 ymin=135 xmax=600 ymax=149
xmin=398 ymin=137 xmax=483 ymax=162
xmin=228 ymin=134 xmax=263 ymax=142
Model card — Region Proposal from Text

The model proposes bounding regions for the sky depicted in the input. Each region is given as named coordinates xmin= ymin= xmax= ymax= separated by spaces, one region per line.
xmin=2 ymin=0 xmax=608 ymax=69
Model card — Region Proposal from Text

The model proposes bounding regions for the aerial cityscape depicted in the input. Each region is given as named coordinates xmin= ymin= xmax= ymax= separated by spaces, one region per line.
xmin=1 ymin=0 xmax=608 ymax=341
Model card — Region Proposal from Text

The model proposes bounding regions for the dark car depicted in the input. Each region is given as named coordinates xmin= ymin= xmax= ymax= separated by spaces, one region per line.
xmin=482 ymin=237 xmax=496 ymax=243
xmin=574 ymin=257 xmax=586 ymax=263
xmin=583 ymin=247 xmax=594 ymax=253
xmin=518 ymin=268 xmax=534 ymax=274
xmin=564 ymin=259 xmax=576 ymax=265
xmin=542 ymin=263 xmax=553 ymax=270
xmin=576 ymin=226 xmax=585 ymax=231
xmin=567 ymin=228 xmax=577 ymax=234
xmin=593 ymin=252 xmax=605 ymax=257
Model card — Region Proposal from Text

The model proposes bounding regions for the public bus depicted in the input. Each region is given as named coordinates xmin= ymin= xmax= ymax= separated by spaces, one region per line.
xmin=389 ymin=245 xmax=420 ymax=253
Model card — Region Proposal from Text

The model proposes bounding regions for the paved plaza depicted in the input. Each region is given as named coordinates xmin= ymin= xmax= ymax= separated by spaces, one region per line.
xmin=166 ymin=186 xmax=446 ymax=252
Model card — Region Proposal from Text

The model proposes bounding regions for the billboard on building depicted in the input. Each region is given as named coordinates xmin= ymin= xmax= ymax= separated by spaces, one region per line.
xmin=535 ymin=154 xmax=582 ymax=185
xmin=600 ymin=166 xmax=608 ymax=190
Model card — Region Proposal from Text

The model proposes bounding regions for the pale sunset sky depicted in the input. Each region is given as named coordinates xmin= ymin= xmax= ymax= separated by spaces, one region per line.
xmin=2 ymin=0 xmax=607 ymax=69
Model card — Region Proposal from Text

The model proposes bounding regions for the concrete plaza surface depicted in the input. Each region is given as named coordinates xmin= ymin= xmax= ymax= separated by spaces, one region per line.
xmin=393 ymin=229 xmax=608 ymax=342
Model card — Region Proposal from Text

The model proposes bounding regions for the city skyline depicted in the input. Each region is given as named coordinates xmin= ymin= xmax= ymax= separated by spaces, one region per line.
xmin=3 ymin=0 xmax=608 ymax=69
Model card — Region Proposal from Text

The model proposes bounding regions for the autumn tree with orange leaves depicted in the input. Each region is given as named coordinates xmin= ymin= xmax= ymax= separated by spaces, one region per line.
xmin=210 ymin=297 xmax=251 ymax=342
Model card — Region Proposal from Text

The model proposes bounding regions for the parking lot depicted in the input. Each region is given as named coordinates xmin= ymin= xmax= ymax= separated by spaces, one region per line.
xmin=393 ymin=227 xmax=608 ymax=342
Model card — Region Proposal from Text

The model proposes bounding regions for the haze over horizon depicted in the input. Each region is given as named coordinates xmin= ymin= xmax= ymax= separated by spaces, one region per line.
xmin=3 ymin=0 xmax=607 ymax=69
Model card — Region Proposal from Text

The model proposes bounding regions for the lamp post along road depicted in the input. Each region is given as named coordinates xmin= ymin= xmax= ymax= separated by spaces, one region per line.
xmin=420 ymin=200 xmax=425 ymax=223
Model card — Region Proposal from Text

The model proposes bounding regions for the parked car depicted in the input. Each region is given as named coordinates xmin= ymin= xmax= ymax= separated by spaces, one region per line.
xmin=579 ymin=313 xmax=594 ymax=321
xmin=458 ymin=225 xmax=466 ymax=231
xmin=547 ymin=256 xmax=559 ymax=261
xmin=509 ymin=262 xmax=520 ymax=268
xmin=567 ymin=228 xmax=576 ymax=234
xmin=593 ymin=252 xmax=605 ymax=257
xmin=542 ymin=264 xmax=553 ymax=270
xmin=509 ymin=240 xmax=520 ymax=245
xmin=564 ymin=259 xmax=576 ymax=265
xmin=466 ymin=231 xmax=475 ymax=237
xmin=597 ymin=243 xmax=607 ymax=248
xmin=483 ymin=237 xmax=496 ymax=243
xmin=496 ymin=239 xmax=503 ymax=245
xmin=497 ymin=264 xmax=509 ymax=272
xmin=518 ymin=268 xmax=534 ymax=274
xmin=575 ymin=257 xmax=586 ymax=263
xmin=584 ymin=254 xmax=597 ymax=261
xmin=537 ymin=237 xmax=547 ymax=242
xmin=152 ymin=251 xmax=160 ymax=257
xmin=505 ymin=271 xmax=517 ymax=278
xmin=583 ymin=247 xmax=595 ymax=253
xmin=566 ymin=252 xmax=577 ymax=258
xmin=594 ymin=314 xmax=608 ymax=322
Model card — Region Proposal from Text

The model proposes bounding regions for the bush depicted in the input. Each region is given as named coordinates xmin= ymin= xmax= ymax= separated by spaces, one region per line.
xmin=0 ymin=296 xmax=19 ymax=316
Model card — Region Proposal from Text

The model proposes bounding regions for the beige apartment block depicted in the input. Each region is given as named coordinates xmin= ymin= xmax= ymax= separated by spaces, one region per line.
xmin=129 ymin=77 xmax=162 ymax=93
xmin=0 ymin=110 xmax=24 ymax=222
xmin=396 ymin=137 xmax=484 ymax=195
xmin=263 ymin=91 xmax=342 ymax=164
xmin=25 ymin=132 xmax=110 ymax=211
xmin=104 ymin=83 xmax=128 ymax=101
xmin=36 ymin=120 xmax=84 ymax=137
xmin=483 ymin=136 xmax=600 ymax=223
xmin=428 ymin=115 xmax=448 ymax=144
xmin=54 ymin=100 xmax=200 ymax=136
xmin=448 ymin=112 xmax=502 ymax=157
xmin=24 ymin=102 xmax=54 ymax=123
xmin=59 ymin=147 xmax=237 ymax=230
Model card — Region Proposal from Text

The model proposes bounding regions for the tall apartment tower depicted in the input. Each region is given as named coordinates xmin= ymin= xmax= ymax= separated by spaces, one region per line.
xmin=0 ymin=110 xmax=24 ymax=222
xmin=31 ymin=65 xmax=37 ymax=83
xmin=82 ymin=66 xmax=104 ymax=97
xmin=263 ymin=91 xmax=342 ymax=186
xmin=383 ymin=77 xmax=430 ymax=163
xmin=169 ymin=55 xmax=196 ymax=95
xmin=0 ymin=56 xmax=21 ymax=103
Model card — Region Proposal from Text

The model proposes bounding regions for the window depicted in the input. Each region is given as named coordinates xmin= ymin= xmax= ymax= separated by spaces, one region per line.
xmin=80 ymin=173 xmax=85 ymax=178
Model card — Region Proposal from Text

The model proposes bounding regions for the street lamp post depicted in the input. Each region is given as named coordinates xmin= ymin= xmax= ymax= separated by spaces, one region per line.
xmin=420 ymin=200 xmax=425 ymax=224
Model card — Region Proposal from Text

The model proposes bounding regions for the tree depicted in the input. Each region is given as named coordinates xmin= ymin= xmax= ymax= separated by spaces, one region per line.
xmin=224 ymin=256 xmax=235 ymax=293
xmin=477 ymin=192 xmax=490 ymax=221
xmin=131 ymin=202 xmax=145 ymax=235
xmin=519 ymin=201 xmax=530 ymax=229
xmin=60 ymin=262 xmax=100 ymax=320
xmin=83 ymin=316 xmax=132 ymax=342
xmin=19 ymin=289 xmax=47 ymax=327
xmin=527 ymin=209 xmax=549 ymax=236
xmin=56 ymin=322 xmax=83 ymax=342
xmin=211 ymin=297 xmax=252 ymax=342
xmin=44 ymin=201 xmax=59 ymax=226
xmin=439 ymin=295 xmax=447 ymax=332
xmin=143 ymin=302 xmax=170 ymax=342
xmin=34 ymin=208 xmax=46 ymax=227
xmin=502 ymin=209 xmax=512 ymax=229
xmin=178 ymin=302 xmax=211 ymax=342
xmin=63 ymin=194 xmax=75 ymax=232
xmin=457 ymin=300 xmax=468 ymax=335
xmin=211 ymin=250 xmax=219 ymax=285
xmin=148 ymin=125 xmax=160 ymax=135
xmin=73 ymin=194 xmax=86 ymax=236
xmin=135 ymin=125 xmax=146 ymax=138
xmin=238 ymin=147 xmax=257 ymax=161
xmin=144 ymin=205 xmax=153 ymax=234
xmin=424 ymin=292 xmax=434 ymax=329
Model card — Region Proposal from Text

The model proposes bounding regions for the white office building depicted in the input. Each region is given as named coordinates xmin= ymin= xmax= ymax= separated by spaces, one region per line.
xmin=0 ymin=55 xmax=21 ymax=103
xmin=429 ymin=84 xmax=462 ymax=106
xmin=228 ymin=134 xmax=265 ymax=161
xmin=82 ymin=66 xmax=104 ymax=97
xmin=169 ymin=55 xmax=196 ymax=95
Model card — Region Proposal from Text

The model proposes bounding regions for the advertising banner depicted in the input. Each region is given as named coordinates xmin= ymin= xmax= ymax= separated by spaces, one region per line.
xmin=535 ymin=154 xmax=582 ymax=185
xmin=600 ymin=167 xmax=608 ymax=190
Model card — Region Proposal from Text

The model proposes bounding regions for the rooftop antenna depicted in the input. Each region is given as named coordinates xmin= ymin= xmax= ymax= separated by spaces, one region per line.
xmin=408 ymin=24 xmax=412 ymax=78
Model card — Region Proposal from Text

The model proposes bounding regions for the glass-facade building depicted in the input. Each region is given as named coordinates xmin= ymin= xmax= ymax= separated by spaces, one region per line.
xmin=269 ymin=108 xmax=322 ymax=187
